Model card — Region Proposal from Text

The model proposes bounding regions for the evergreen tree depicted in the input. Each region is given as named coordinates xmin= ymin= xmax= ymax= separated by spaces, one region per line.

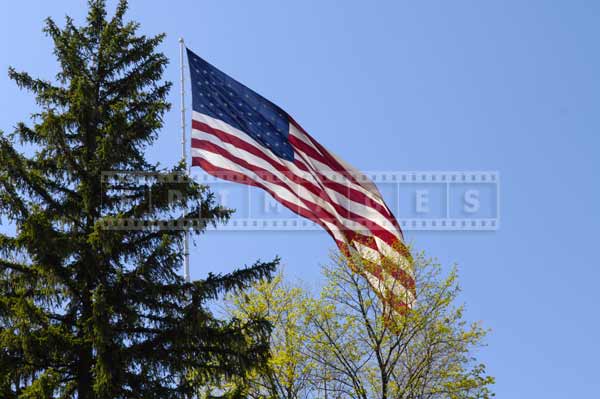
xmin=0 ymin=1 xmax=277 ymax=398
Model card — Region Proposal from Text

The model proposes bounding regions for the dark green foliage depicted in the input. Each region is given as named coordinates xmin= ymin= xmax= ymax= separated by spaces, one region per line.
xmin=0 ymin=1 xmax=277 ymax=398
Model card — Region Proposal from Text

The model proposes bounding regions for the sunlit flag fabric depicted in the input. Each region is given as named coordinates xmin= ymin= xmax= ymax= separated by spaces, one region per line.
xmin=186 ymin=48 xmax=414 ymax=311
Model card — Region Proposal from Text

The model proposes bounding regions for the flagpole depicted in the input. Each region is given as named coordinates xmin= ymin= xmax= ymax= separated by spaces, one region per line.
xmin=179 ymin=37 xmax=190 ymax=283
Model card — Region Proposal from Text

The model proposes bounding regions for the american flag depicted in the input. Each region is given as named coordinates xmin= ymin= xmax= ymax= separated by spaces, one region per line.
xmin=186 ymin=48 xmax=414 ymax=310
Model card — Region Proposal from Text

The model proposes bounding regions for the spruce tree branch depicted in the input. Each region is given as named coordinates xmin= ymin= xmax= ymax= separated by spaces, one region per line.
xmin=0 ymin=259 xmax=36 ymax=275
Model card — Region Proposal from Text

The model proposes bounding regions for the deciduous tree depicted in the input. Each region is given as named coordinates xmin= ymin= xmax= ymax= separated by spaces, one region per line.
xmin=217 ymin=272 xmax=316 ymax=399
xmin=223 ymin=252 xmax=494 ymax=399
xmin=307 ymin=251 xmax=494 ymax=399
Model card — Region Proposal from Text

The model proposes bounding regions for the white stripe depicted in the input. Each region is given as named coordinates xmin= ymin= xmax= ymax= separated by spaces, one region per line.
xmin=192 ymin=111 xmax=413 ymax=303
xmin=195 ymin=111 xmax=395 ymax=226
xmin=192 ymin=148 xmax=346 ymax=243
xmin=330 ymin=150 xmax=385 ymax=201
xmin=193 ymin=141 xmax=380 ymax=241
xmin=352 ymin=242 xmax=415 ymax=304
xmin=192 ymin=112 xmax=402 ymax=242
xmin=289 ymin=123 xmax=391 ymax=212
xmin=374 ymin=237 xmax=413 ymax=277
xmin=193 ymin=133 xmax=344 ymax=221
xmin=193 ymin=129 xmax=401 ymax=241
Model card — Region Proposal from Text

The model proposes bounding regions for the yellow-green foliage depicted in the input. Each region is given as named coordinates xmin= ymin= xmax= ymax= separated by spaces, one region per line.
xmin=224 ymin=273 xmax=316 ymax=399
xmin=211 ymin=252 xmax=495 ymax=399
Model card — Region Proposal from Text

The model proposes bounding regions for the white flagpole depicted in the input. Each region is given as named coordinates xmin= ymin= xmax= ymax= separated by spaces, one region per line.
xmin=179 ymin=37 xmax=190 ymax=283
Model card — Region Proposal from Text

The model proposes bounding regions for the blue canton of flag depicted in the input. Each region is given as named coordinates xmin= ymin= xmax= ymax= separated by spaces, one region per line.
xmin=187 ymin=49 xmax=294 ymax=161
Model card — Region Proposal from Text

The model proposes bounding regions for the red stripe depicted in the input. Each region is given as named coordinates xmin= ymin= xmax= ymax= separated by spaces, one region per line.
xmin=192 ymin=133 xmax=326 ymax=201
xmin=346 ymin=237 xmax=414 ymax=292
xmin=344 ymin=245 xmax=411 ymax=312
xmin=193 ymin=157 xmax=333 ymax=235
xmin=326 ymin=242 xmax=411 ymax=313
xmin=194 ymin=140 xmax=341 ymax=224
xmin=193 ymin=142 xmax=390 ymax=254
xmin=289 ymin=135 xmax=400 ymax=223
xmin=290 ymin=117 xmax=379 ymax=195
xmin=192 ymin=119 xmax=401 ymax=240
xmin=193 ymin=138 xmax=401 ymax=248
xmin=292 ymin=154 xmax=402 ymax=233
xmin=196 ymin=156 xmax=413 ymax=308
xmin=193 ymin=120 xmax=289 ymax=175
xmin=289 ymin=119 xmax=405 ymax=237
xmin=194 ymin=156 xmax=387 ymax=259
xmin=191 ymin=116 xmax=413 ymax=303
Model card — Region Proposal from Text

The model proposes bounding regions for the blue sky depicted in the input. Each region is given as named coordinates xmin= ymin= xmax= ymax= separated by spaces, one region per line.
xmin=1 ymin=1 xmax=599 ymax=397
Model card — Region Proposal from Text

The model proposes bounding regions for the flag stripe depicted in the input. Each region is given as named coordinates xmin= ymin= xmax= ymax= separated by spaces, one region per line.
xmin=192 ymin=147 xmax=373 ymax=246
xmin=191 ymin=124 xmax=415 ymax=291
xmin=289 ymin=135 xmax=389 ymax=208
xmin=192 ymin=113 xmax=392 ymax=218
xmin=191 ymin=123 xmax=403 ymax=246
xmin=192 ymin=156 xmax=342 ymax=240
xmin=192 ymin=115 xmax=402 ymax=238
xmin=193 ymin=116 xmax=388 ymax=214
xmin=289 ymin=121 xmax=388 ymax=203
xmin=191 ymin=145 xmax=399 ymax=262
xmin=193 ymin=156 xmax=414 ymax=309
xmin=191 ymin=113 xmax=415 ymax=295
xmin=289 ymin=123 xmax=402 ymax=231
xmin=290 ymin=144 xmax=402 ymax=238
xmin=191 ymin=141 xmax=400 ymax=248
xmin=290 ymin=118 xmax=393 ymax=208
